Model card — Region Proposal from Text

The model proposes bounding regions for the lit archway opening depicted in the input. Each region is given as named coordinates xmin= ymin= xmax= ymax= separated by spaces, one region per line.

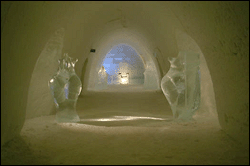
xmin=85 ymin=28 xmax=162 ymax=92
xmin=102 ymin=44 xmax=145 ymax=86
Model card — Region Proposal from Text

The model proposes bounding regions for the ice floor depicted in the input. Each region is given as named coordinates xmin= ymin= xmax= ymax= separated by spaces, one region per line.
xmin=1 ymin=85 xmax=249 ymax=165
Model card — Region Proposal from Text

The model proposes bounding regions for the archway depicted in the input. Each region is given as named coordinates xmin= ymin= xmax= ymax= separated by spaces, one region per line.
xmin=84 ymin=28 xmax=162 ymax=92
xmin=100 ymin=44 xmax=145 ymax=86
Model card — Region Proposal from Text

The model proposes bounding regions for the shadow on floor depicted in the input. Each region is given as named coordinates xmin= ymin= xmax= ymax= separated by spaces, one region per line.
xmin=1 ymin=135 xmax=50 ymax=165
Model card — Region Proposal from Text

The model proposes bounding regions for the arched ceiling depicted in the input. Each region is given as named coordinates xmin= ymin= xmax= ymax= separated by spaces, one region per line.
xmin=57 ymin=1 xmax=184 ymax=75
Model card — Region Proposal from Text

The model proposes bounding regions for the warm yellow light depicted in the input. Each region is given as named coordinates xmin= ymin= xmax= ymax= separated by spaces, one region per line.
xmin=84 ymin=116 xmax=167 ymax=122
xmin=58 ymin=116 xmax=170 ymax=132
xmin=121 ymin=78 xmax=128 ymax=84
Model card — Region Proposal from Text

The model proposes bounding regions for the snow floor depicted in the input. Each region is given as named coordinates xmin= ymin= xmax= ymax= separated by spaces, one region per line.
xmin=1 ymin=85 xmax=249 ymax=165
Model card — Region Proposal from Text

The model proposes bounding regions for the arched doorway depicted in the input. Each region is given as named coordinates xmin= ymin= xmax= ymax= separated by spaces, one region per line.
xmin=84 ymin=28 xmax=162 ymax=92
xmin=101 ymin=44 xmax=145 ymax=86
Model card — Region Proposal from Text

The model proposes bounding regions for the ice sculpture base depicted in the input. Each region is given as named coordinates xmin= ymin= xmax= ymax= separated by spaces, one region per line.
xmin=174 ymin=111 xmax=195 ymax=122
xmin=55 ymin=109 xmax=80 ymax=123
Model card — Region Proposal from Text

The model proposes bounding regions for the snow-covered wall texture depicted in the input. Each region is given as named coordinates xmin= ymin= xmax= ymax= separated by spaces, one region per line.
xmin=168 ymin=1 xmax=249 ymax=145
xmin=26 ymin=28 xmax=65 ymax=119
xmin=1 ymin=1 xmax=249 ymax=147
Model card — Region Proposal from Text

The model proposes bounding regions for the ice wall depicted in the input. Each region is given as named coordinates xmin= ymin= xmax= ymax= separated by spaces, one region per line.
xmin=26 ymin=28 xmax=65 ymax=119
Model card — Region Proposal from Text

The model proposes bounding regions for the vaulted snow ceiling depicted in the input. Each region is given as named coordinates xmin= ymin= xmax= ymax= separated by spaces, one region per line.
xmin=1 ymin=1 xmax=249 ymax=149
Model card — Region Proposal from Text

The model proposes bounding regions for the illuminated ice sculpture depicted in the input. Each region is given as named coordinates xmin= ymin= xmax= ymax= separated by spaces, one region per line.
xmin=95 ymin=66 xmax=108 ymax=90
xmin=161 ymin=51 xmax=200 ymax=120
xmin=118 ymin=73 xmax=129 ymax=84
xmin=48 ymin=53 xmax=82 ymax=123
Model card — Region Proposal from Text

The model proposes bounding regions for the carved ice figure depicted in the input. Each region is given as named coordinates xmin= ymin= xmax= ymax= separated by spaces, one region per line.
xmin=95 ymin=66 xmax=108 ymax=90
xmin=144 ymin=62 xmax=159 ymax=89
xmin=161 ymin=51 xmax=200 ymax=120
xmin=48 ymin=53 xmax=82 ymax=123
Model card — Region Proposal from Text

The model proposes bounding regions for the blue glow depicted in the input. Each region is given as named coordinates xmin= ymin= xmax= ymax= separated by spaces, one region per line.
xmin=64 ymin=84 xmax=69 ymax=99
xmin=102 ymin=44 xmax=145 ymax=84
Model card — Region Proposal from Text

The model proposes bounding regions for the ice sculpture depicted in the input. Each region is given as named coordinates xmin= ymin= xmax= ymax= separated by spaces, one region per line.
xmin=95 ymin=66 xmax=108 ymax=90
xmin=118 ymin=73 xmax=129 ymax=84
xmin=144 ymin=62 xmax=159 ymax=89
xmin=48 ymin=53 xmax=82 ymax=123
xmin=161 ymin=51 xmax=200 ymax=120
